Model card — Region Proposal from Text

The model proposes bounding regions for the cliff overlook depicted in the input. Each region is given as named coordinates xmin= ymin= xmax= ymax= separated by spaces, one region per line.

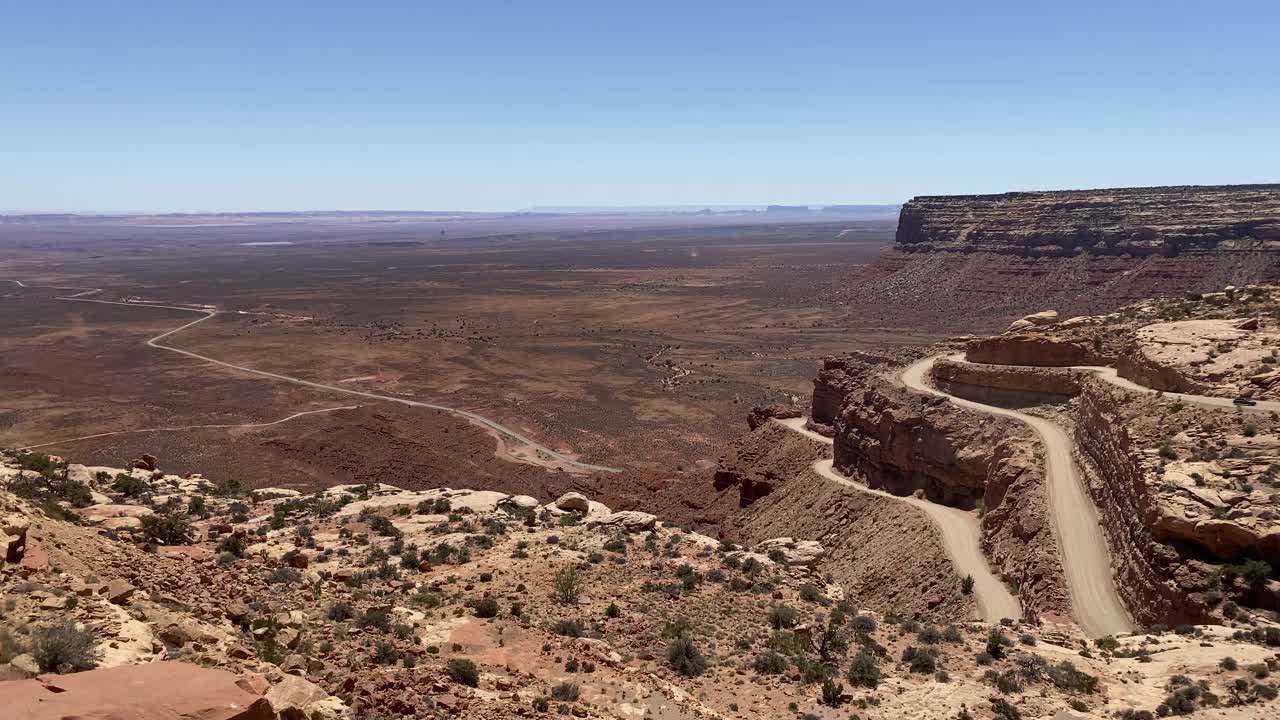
xmin=858 ymin=184 xmax=1280 ymax=329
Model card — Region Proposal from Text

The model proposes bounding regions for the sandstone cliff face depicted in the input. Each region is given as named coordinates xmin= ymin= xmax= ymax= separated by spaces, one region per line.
xmin=1072 ymin=382 xmax=1215 ymax=625
xmin=855 ymin=185 xmax=1280 ymax=328
xmin=896 ymin=185 xmax=1280 ymax=257
xmin=965 ymin=335 xmax=1102 ymax=367
xmin=822 ymin=363 xmax=1069 ymax=621
xmin=932 ymin=358 xmax=1086 ymax=407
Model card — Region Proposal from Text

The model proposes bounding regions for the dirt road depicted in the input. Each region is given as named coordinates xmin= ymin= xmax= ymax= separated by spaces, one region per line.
xmin=774 ymin=417 xmax=1022 ymax=624
xmin=5 ymin=281 xmax=621 ymax=474
xmin=901 ymin=356 xmax=1134 ymax=637
xmin=19 ymin=406 xmax=361 ymax=451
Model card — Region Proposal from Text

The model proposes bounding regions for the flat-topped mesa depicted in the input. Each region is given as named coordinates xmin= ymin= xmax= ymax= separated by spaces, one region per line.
xmin=896 ymin=184 xmax=1280 ymax=258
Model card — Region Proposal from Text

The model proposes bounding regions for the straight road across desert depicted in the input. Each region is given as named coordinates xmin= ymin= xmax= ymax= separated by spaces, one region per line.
xmin=775 ymin=417 xmax=1023 ymax=625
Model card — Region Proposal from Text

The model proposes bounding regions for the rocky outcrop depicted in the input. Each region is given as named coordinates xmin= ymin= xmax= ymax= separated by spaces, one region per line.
xmin=714 ymin=422 xmax=828 ymax=506
xmin=965 ymin=335 xmax=1102 ymax=367
xmin=931 ymin=358 xmax=1086 ymax=407
xmin=811 ymin=352 xmax=906 ymax=425
xmin=0 ymin=661 xmax=276 ymax=720
xmin=1073 ymin=382 xmax=1214 ymax=625
xmin=746 ymin=404 xmax=801 ymax=431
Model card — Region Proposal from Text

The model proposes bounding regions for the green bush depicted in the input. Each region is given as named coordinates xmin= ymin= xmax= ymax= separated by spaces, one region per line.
xmin=554 ymin=565 xmax=583 ymax=604
xmin=753 ymin=650 xmax=789 ymax=675
xmin=31 ymin=621 xmax=99 ymax=673
xmin=847 ymin=649 xmax=880 ymax=688
xmin=473 ymin=598 xmax=499 ymax=618
xmin=551 ymin=682 xmax=579 ymax=701
xmin=447 ymin=658 xmax=479 ymax=686
xmin=666 ymin=636 xmax=708 ymax=676
xmin=112 ymin=473 xmax=148 ymax=497
xmin=141 ymin=513 xmax=192 ymax=545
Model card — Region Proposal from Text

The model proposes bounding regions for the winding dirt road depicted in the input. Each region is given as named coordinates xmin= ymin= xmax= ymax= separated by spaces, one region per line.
xmin=4 ymin=280 xmax=621 ymax=474
xmin=902 ymin=356 xmax=1134 ymax=637
xmin=775 ymin=417 xmax=1023 ymax=624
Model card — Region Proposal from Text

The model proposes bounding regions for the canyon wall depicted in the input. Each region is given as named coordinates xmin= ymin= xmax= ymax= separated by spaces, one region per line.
xmin=854 ymin=185 xmax=1280 ymax=328
xmin=815 ymin=359 xmax=1070 ymax=621
xmin=931 ymin=358 xmax=1086 ymax=407
xmin=711 ymin=420 xmax=976 ymax=619
xmin=1073 ymin=382 xmax=1214 ymax=625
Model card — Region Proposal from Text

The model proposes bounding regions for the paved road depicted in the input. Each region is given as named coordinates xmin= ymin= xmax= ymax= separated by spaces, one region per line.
xmin=775 ymin=417 xmax=1023 ymax=624
xmin=4 ymin=281 xmax=621 ymax=474
xmin=902 ymin=356 xmax=1135 ymax=637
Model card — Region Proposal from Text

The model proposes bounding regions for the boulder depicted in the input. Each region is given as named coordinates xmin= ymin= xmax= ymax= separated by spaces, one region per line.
xmin=589 ymin=511 xmax=657 ymax=533
xmin=753 ymin=537 xmax=825 ymax=566
xmin=106 ymin=579 xmax=136 ymax=605
xmin=2 ymin=512 xmax=29 ymax=564
xmin=8 ymin=653 xmax=40 ymax=678
xmin=265 ymin=673 xmax=352 ymax=720
xmin=554 ymin=492 xmax=590 ymax=513
xmin=129 ymin=453 xmax=159 ymax=472
xmin=0 ymin=661 xmax=275 ymax=720
xmin=501 ymin=495 xmax=540 ymax=512
xmin=1006 ymin=319 xmax=1036 ymax=333
xmin=1023 ymin=310 xmax=1059 ymax=326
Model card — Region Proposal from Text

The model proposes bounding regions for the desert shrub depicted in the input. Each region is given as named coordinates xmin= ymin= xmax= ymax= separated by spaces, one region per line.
xmin=753 ymin=650 xmax=789 ymax=675
xmin=604 ymin=602 xmax=620 ymax=618
xmin=31 ymin=621 xmax=99 ymax=673
xmin=551 ymin=682 xmax=579 ymax=701
xmin=554 ymin=565 xmax=583 ymax=604
xmin=986 ymin=629 xmax=1013 ymax=659
xmin=917 ymin=625 xmax=943 ymax=644
xmin=141 ymin=512 xmax=193 ymax=545
xmin=847 ymin=648 xmax=880 ymax=688
xmin=984 ymin=669 xmax=1023 ymax=693
xmin=799 ymin=583 xmax=822 ymax=602
xmin=550 ymin=619 xmax=585 ymax=638
xmin=902 ymin=645 xmax=938 ymax=674
xmin=215 ymin=533 xmax=248 ymax=561
xmin=769 ymin=605 xmax=798 ymax=629
xmin=112 ymin=473 xmax=148 ymax=497
xmin=373 ymin=641 xmax=400 ymax=664
xmin=1095 ymin=635 xmax=1120 ymax=652
xmin=447 ymin=658 xmax=479 ymax=686
xmin=943 ymin=625 xmax=963 ymax=643
xmin=473 ymin=598 xmax=498 ymax=618
xmin=667 ymin=636 xmax=708 ymax=676
xmin=270 ymin=566 xmax=303 ymax=584
xmin=990 ymin=698 xmax=1022 ymax=720
xmin=359 ymin=607 xmax=391 ymax=632
xmin=663 ymin=617 xmax=695 ymax=639
xmin=327 ymin=601 xmax=354 ymax=622
xmin=367 ymin=515 xmax=401 ymax=538
xmin=960 ymin=574 xmax=975 ymax=594
xmin=850 ymin=614 xmax=877 ymax=636
xmin=821 ymin=677 xmax=844 ymax=707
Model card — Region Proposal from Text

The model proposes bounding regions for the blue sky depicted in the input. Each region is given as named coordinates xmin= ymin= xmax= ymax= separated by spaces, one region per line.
xmin=3 ymin=1 xmax=1277 ymax=212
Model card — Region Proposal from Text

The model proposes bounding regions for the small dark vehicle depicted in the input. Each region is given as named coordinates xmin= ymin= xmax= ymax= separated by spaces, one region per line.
xmin=1233 ymin=396 xmax=1258 ymax=406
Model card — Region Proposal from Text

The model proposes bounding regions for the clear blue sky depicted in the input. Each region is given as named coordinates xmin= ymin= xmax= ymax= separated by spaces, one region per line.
xmin=3 ymin=1 xmax=1277 ymax=212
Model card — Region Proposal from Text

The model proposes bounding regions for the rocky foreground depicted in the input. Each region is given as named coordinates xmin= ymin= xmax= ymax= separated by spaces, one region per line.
xmin=3 ymin=450 xmax=1280 ymax=719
